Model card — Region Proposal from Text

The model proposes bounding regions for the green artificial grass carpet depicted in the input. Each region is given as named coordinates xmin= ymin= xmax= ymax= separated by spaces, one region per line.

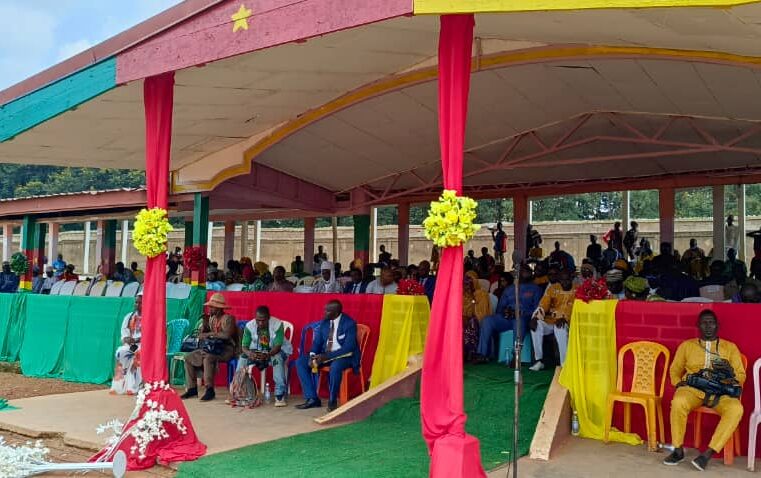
xmin=177 ymin=364 xmax=553 ymax=478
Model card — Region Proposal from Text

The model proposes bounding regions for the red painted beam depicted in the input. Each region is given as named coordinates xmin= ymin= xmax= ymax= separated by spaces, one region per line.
xmin=116 ymin=0 xmax=412 ymax=84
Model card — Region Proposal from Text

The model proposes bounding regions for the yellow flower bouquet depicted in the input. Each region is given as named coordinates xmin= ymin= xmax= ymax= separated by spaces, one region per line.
xmin=132 ymin=208 xmax=173 ymax=258
xmin=423 ymin=190 xmax=480 ymax=248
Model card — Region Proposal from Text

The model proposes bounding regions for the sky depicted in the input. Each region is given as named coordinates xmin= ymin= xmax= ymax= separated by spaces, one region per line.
xmin=0 ymin=0 xmax=183 ymax=91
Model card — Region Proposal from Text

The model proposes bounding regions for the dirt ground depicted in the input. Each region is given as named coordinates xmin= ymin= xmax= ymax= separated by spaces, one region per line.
xmin=0 ymin=368 xmax=175 ymax=477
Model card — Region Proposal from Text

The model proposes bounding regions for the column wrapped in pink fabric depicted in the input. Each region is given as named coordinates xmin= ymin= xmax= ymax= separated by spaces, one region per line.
xmin=420 ymin=14 xmax=486 ymax=478
xmin=91 ymin=73 xmax=206 ymax=470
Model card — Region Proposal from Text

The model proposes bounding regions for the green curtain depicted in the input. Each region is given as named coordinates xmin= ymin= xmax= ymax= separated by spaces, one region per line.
xmin=0 ymin=294 xmax=26 ymax=362
xmin=20 ymin=296 xmax=70 ymax=377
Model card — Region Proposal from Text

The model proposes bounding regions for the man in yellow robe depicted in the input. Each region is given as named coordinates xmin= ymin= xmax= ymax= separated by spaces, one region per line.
xmin=529 ymin=269 xmax=576 ymax=371
xmin=664 ymin=310 xmax=745 ymax=471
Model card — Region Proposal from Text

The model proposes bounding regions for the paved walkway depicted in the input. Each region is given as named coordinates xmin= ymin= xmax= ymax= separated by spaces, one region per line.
xmin=488 ymin=437 xmax=753 ymax=478
xmin=0 ymin=389 xmax=330 ymax=455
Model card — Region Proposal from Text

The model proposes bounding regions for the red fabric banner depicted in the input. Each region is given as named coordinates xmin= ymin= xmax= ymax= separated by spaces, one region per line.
xmin=615 ymin=301 xmax=761 ymax=455
xmin=420 ymin=14 xmax=485 ymax=478
xmin=208 ymin=291 xmax=383 ymax=396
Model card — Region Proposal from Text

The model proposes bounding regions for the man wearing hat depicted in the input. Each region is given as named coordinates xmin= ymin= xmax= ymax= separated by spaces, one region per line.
xmin=605 ymin=269 xmax=625 ymax=299
xmin=181 ymin=293 xmax=239 ymax=402
xmin=623 ymin=275 xmax=650 ymax=301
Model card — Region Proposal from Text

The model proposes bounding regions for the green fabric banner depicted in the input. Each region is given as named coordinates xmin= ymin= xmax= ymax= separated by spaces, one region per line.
xmin=20 ymin=296 xmax=70 ymax=377
xmin=0 ymin=294 xmax=26 ymax=362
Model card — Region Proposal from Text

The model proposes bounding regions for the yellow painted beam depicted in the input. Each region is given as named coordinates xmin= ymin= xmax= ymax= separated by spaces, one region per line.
xmin=414 ymin=0 xmax=758 ymax=14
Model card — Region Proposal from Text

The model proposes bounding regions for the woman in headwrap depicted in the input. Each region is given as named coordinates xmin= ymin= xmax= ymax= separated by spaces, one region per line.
xmin=240 ymin=257 xmax=255 ymax=283
xmin=463 ymin=270 xmax=491 ymax=361
xmin=574 ymin=262 xmax=597 ymax=287
xmin=623 ymin=275 xmax=650 ymax=301
xmin=312 ymin=261 xmax=341 ymax=293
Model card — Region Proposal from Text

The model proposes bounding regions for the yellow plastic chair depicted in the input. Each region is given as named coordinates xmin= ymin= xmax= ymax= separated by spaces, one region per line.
xmin=604 ymin=341 xmax=670 ymax=451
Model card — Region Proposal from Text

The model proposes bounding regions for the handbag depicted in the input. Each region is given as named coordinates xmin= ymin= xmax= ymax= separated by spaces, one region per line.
xmin=180 ymin=335 xmax=200 ymax=353
xmin=201 ymin=337 xmax=227 ymax=356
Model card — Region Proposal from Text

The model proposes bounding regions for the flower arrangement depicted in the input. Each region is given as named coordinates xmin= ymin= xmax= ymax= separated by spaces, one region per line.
xmin=183 ymin=246 xmax=204 ymax=272
xmin=397 ymin=279 xmax=425 ymax=296
xmin=575 ymin=277 xmax=611 ymax=303
xmin=0 ymin=436 xmax=50 ymax=478
xmin=132 ymin=208 xmax=173 ymax=258
xmin=9 ymin=252 xmax=29 ymax=276
xmin=423 ymin=190 xmax=480 ymax=248
xmin=129 ymin=399 xmax=186 ymax=460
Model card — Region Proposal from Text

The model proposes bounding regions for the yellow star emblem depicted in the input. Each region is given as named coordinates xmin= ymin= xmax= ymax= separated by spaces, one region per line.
xmin=231 ymin=4 xmax=253 ymax=33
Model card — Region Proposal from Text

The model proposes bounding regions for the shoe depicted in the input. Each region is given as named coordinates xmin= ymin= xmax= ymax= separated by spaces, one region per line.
xmin=199 ymin=388 xmax=215 ymax=402
xmin=529 ymin=361 xmax=545 ymax=371
xmin=180 ymin=388 xmax=198 ymax=400
xmin=691 ymin=455 xmax=709 ymax=471
xmin=663 ymin=449 xmax=684 ymax=466
xmin=327 ymin=401 xmax=338 ymax=412
xmin=295 ymin=398 xmax=322 ymax=410
xmin=275 ymin=396 xmax=287 ymax=408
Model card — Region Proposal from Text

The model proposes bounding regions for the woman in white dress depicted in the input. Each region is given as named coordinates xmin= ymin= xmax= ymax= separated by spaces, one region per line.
xmin=110 ymin=293 xmax=143 ymax=395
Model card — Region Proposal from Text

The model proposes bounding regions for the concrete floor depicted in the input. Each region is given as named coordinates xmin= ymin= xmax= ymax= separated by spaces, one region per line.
xmin=0 ymin=388 xmax=330 ymax=455
xmin=487 ymin=437 xmax=756 ymax=478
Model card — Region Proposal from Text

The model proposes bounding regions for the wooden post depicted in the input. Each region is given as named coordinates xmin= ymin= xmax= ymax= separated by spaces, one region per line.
xmin=120 ymin=220 xmax=130 ymax=264
xmin=513 ymin=194 xmax=528 ymax=261
xmin=240 ymin=221 xmax=249 ymax=259
xmin=737 ymin=184 xmax=747 ymax=261
xmin=622 ymin=191 xmax=631 ymax=231
xmin=84 ymin=222 xmax=92 ymax=274
xmin=659 ymin=188 xmax=675 ymax=246
xmin=331 ymin=217 xmax=338 ymax=265
xmin=99 ymin=220 xmax=117 ymax=278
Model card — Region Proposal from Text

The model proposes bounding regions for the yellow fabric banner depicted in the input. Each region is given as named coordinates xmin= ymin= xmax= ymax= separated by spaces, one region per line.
xmin=414 ymin=0 xmax=754 ymax=14
xmin=370 ymin=295 xmax=430 ymax=389
xmin=559 ymin=299 xmax=643 ymax=445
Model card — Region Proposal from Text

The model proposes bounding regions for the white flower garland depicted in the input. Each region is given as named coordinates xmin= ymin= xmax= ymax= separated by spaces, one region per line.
xmin=96 ymin=419 xmax=125 ymax=447
xmin=0 ymin=436 xmax=50 ymax=478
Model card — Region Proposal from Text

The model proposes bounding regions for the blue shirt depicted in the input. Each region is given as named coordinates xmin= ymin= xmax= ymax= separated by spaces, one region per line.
xmin=496 ymin=283 xmax=543 ymax=324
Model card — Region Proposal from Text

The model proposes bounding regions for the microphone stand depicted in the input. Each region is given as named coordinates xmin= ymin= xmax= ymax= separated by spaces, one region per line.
xmin=509 ymin=250 xmax=523 ymax=478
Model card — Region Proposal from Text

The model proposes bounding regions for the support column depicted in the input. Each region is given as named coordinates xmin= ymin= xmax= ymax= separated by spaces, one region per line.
xmin=3 ymin=224 xmax=12 ymax=262
xmin=184 ymin=220 xmax=193 ymax=249
xmin=240 ymin=221 xmax=249 ymax=259
xmin=35 ymin=223 xmax=46 ymax=274
xmin=528 ymin=199 xmax=534 ymax=225
xmin=47 ymin=222 xmax=59 ymax=265
xmin=659 ymin=188 xmax=675 ymax=246
xmin=255 ymin=220 xmax=262 ymax=262
xmin=370 ymin=207 xmax=378 ymax=262
xmin=20 ymin=216 xmax=39 ymax=291
xmin=713 ymin=185 xmax=726 ymax=260
xmin=192 ymin=194 xmax=209 ymax=287
xmin=737 ymin=184 xmax=747 ymax=261
xmin=513 ymin=195 xmax=529 ymax=262
xmin=354 ymin=214 xmax=371 ymax=266
xmin=622 ymin=191 xmax=631 ymax=231
xmin=84 ymin=222 xmax=92 ymax=274
xmin=99 ymin=219 xmax=117 ymax=278
xmin=207 ymin=222 xmax=214 ymax=262
xmin=304 ymin=217 xmax=315 ymax=274
xmin=331 ymin=217 xmax=338 ymax=265
xmin=398 ymin=202 xmax=410 ymax=266
xmin=120 ymin=220 xmax=130 ymax=264
xmin=223 ymin=221 xmax=235 ymax=265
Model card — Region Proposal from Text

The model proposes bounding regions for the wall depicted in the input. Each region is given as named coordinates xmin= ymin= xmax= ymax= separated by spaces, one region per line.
xmin=11 ymin=217 xmax=759 ymax=274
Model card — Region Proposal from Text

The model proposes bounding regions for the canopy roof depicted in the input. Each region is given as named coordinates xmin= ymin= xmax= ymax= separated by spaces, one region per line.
xmin=3 ymin=1 xmax=761 ymax=216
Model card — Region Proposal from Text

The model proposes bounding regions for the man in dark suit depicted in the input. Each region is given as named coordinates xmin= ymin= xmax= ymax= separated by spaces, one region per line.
xmin=343 ymin=268 xmax=368 ymax=294
xmin=418 ymin=260 xmax=436 ymax=303
xmin=296 ymin=300 xmax=361 ymax=412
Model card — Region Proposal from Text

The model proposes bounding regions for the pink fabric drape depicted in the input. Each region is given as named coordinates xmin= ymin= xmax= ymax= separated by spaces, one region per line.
xmin=421 ymin=14 xmax=485 ymax=478
xmin=142 ymin=72 xmax=172 ymax=383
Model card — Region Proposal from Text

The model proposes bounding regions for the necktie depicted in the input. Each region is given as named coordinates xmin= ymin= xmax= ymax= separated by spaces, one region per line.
xmin=326 ymin=319 xmax=335 ymax=352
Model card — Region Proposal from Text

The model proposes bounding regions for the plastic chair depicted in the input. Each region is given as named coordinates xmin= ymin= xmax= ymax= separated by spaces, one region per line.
xmin=121 ymin=281 xmax=139 ymax=297
xmin=166 ymin=319 xmax=190 ymax=385
xmin=72 ymin=281 xmax=90 ymax=296
xmin=171 ymin=282 xmax=191 ymax=299
xmin=293 ymin=322 xmax=321 ymax=397
xmin=700 ymin=285 xmax=725 ymax=302
xmin=297 ymin=276 xmax=315 ymax=287
xmin=285 ymin=276 xmax=299 ymax=285
xmin=49 ymin=280 xmax=64 ymax=295
xmin=253 ymin=320 xmax=294 ymax=394
xmin=58 ymin=280 xmax=77 ymax=296
xmin=105 ymin=281 xmax=125 ymax=297
xmin=692 ymin=353 xmax=747 ymax=466
xmin=225 ymin=283 xmax=245 ymax=292
xmin=88 ymin=280 xmax=107 ymax=297
xmin=604 ymin=341 xmax=670 ymax=451
xmin=318 ymin=323 xmax=371 ymax=405
xmin=748 ymin=357 xmax=761 ymax=471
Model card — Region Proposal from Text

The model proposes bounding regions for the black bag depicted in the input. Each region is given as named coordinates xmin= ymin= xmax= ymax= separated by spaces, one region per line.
xmin=201 ymin=337 xmax=227 ymax=356
xmin=681 ymin=359 xmax=742 ymax=408
xmin=180 ymin=335 xmax=200 ymax=353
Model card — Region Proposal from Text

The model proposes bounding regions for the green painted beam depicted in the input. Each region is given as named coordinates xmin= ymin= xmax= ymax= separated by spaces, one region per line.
xmin=192 ymin=194 xmax=209 ymax=247
xmin=0 ymin=58 xmax=117 ymax=142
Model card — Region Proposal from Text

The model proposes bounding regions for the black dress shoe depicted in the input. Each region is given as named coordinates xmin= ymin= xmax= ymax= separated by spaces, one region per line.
xmin=295 ymin=398 xmax=322 ymax=410
xmin=180 ymin=388 xmax=198 ymax=400
xmin=326 ymin=401 xmax=338 ymax=413
xmin=691 ymin=454 xmax=709 ymax=471
xmin=199 ymin=387 xmax=215 ymax=402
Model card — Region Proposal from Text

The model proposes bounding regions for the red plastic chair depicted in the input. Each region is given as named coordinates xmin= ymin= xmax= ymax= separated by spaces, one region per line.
xmin=318 ymin=324 xmax=370 ymax=405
